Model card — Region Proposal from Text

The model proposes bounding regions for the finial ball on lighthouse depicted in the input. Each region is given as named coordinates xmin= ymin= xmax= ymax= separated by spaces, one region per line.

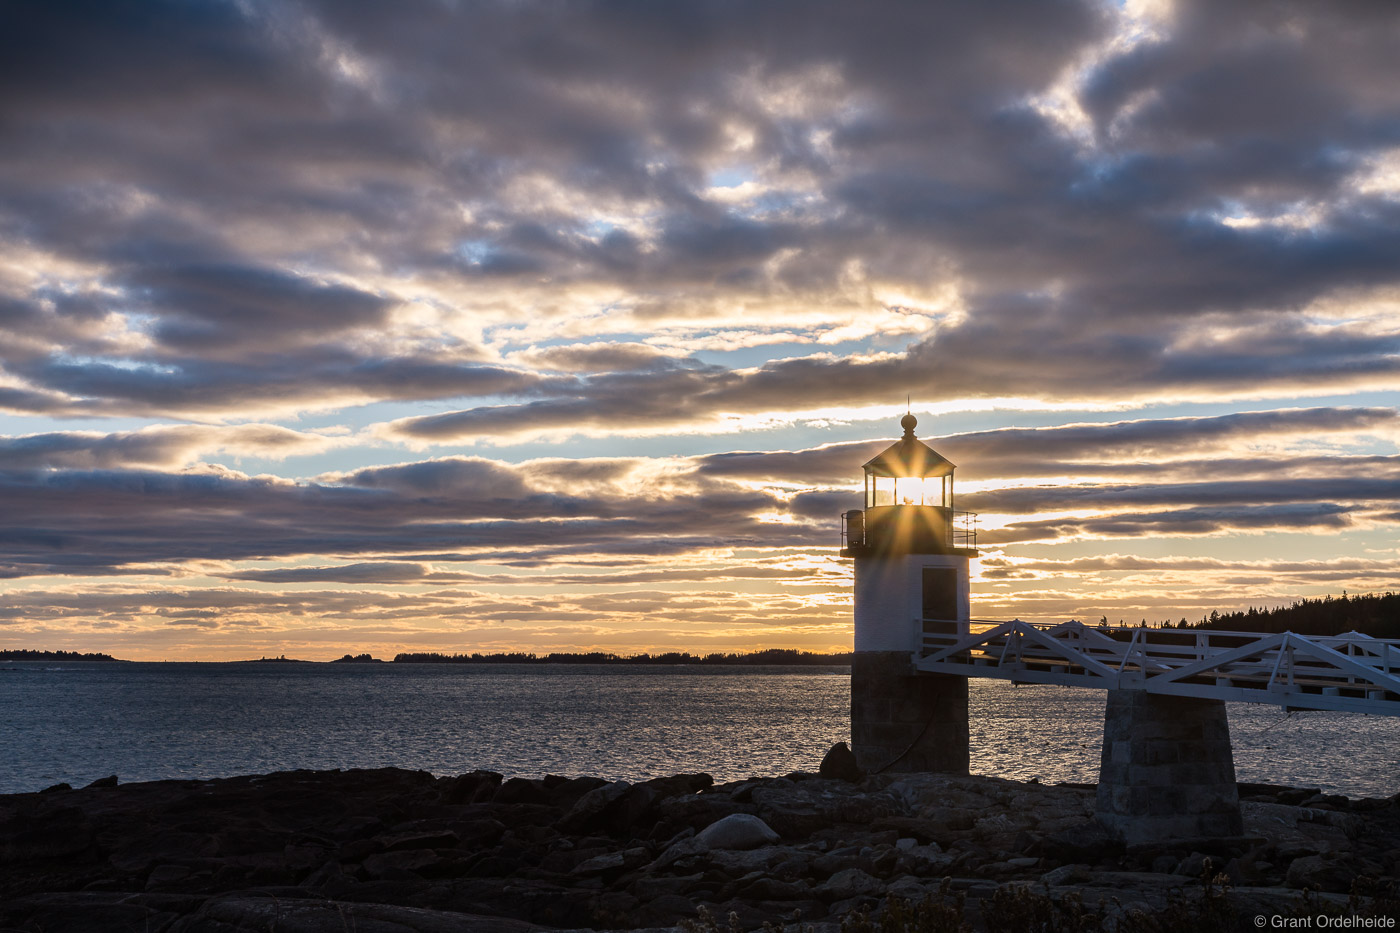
xmin=901 ymin=412 xmax=917 ymax=436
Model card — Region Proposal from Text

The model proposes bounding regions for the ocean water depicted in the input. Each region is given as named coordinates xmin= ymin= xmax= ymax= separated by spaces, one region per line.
xmin=2 ymin=661 xmax=1397 ymax=797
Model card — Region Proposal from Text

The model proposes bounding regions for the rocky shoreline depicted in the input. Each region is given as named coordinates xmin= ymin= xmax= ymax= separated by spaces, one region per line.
xmin=2 ymin=754 xmax=1397 ymax=932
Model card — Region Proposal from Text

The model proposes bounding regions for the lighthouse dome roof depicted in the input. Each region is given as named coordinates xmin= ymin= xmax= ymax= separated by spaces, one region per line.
xmin=862 ymin=416 xmax=956 ymax=478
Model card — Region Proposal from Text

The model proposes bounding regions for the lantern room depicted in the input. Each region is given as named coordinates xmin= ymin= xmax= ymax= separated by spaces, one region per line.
xmin=862 ymin=413 xmax=956 ymax=509
xmin=841 ymin=413 xmax=977 ymax=557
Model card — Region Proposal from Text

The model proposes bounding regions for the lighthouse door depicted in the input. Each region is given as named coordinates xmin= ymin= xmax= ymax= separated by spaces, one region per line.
xmin=922 ymin=568 xmax=959 ymax=643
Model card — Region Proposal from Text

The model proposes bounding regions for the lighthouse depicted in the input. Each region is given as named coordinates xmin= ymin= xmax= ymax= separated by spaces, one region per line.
xmin=841 ymin=414 xmax=978 ymax=773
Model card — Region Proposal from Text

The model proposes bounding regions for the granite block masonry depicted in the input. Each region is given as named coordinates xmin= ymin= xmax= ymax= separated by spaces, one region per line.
xmin=851 ymin=651 xmax=969 ymax=774
xmin=1095 ymin=689 xmax=1243 ymax=845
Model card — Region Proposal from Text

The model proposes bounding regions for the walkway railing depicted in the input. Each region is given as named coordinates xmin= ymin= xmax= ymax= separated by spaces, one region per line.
xmin=912 ymin=618 xmax=1400 ymax=716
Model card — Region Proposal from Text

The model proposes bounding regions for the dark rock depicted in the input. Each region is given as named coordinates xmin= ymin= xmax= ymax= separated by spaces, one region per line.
xmin=494 ymin=777 xmax=552 ymax=806
xmin=1285 ymin=854 xmax=1356 ymax=892
xmin=903 ymin=806 xmax=977 ymax=833
xmin=739 ymin=876 xmax=810 ymax=900
xmin=715 ymin=897 xmax=789 ymax=930
xmin=169 ymin=896 xmax=548 ymax=932
xmin=812 ymin=850 xmax=877 ymax=879
xmin=1173 ymin=851 xmax=1213 ymax=877
xmin=557 ymin=780 xmax=630 ymax=834
xmin=440 ymin=770 xmax=502 ymax=805
xmin=39 ymin=782 xmax=72 ymax=794
xmin=1040 ymin=863 xmax=1092 ymax=885
xmin=544 ymin=775 xmax=609 ymax=810
xmin=695 ymin=813 xmax=780 ymax=850
xmin=871 ymin=816 xmax=952 ymax=844
xmin=637 ymin=772 xmax=713 ymax=801
xmin=381 ymin=829 xmax=461 ymax=852
xmin=1032 ymin=821 xmax=1123 ymax=862
xmin=84 ymin=775 xmax=118 ymax=789
xmin=464 ymin=852 xmax=528 ymax=878
xmin=820 ymin=742 xmax=863 ymax=783
xmin=593 ymin=889 xmax=640 ymax=920
xmin=631 ymin=871 xmax=703 ymax=899
xmin=0 ymin=806 xmax=95 ymax=864
xmin=2 ymin=765 xmax=1392 ymax=932
xmin=655 ymin=791 xmax=756 ymax=832
xmin=451 ymin=818 xmax=507 ymax=849
xmin=0 ymin=892 xmax=203 ymax=933
xmin=635 ymin=893 xmax=699 ymax=926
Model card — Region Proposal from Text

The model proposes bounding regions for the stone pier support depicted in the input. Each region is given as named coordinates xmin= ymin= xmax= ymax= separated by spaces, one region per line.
xmin=851 ymin=652 xmax=968 ymax=774
xmin=1095 ymin=690 xmax=1243 ymax=844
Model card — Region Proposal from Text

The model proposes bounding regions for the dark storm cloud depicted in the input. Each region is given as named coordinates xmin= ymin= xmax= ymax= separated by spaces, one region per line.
xmin=137 ymin=263 xmax=393 ymax=351
xmin=965 ymin=477 xmax=1400 ymax=516
xmin=0 ymin=455 xmax=796 ymax=577
xmin=691 ymin=408 xmax=1398 ymax=485
xmin=4 ymin=0 xmax=1400 ymax=422
xmin=517 ymin=342 xmax=684 ymax=374
xmin=987 ymin=503 xmax=1358 ymax=546
xmin=0 ymin=424 xmax=334 ymax=470
xmin=381 ymin=327 xmax=1400 ymax=441
xmin=1 ymin=351 xmax=547 ymax=417
xmin=222 ymin=562 xmax=440 ymax=584
xmin=2 ymin=423 xmax=1397 ymax=579
xmin=978 ymin=553 xmax=1400 ymax=585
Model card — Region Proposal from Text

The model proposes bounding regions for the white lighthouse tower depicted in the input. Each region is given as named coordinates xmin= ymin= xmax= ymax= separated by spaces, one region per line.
xmin=840 ymin=414 xmax=978 ymax=773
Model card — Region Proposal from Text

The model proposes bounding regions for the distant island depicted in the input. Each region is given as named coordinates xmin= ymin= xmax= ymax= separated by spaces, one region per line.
xmin=0 ymin=649 xmax=125 ymax=662
xmin=392 ymin=648 xmax=855 ymax=665
xmin=7 ymin=594 xmax=1395 ymax=666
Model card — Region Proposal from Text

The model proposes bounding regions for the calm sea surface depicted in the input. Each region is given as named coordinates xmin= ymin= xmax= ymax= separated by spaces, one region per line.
xmin=3 ymin=662 xmax=1397 ymax=797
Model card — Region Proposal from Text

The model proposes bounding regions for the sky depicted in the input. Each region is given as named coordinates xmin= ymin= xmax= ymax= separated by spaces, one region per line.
xmin=1 ymin=0 xmax=1398 ymax=661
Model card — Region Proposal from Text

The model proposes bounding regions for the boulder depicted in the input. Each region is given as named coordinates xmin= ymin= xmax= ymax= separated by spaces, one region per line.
xmin=695 ymin=813 xmax=780 ymax=850
xmin=440 ymin=770 xmax=502 ymax=805
xmin=819 ymin=867 xmax=883 ymax=900
xmin=1285 ymin=854 xmax=1355 ymax=892
xmin=493 ymin=777 xmax=551 ymax=806
xmin=542 ymin=774 xmax=609 ymax=810
xmin=819 ymin=742 xmax=862 ymax=783
xmin=638 ymin=772 xmax=713 ymax=800
xmin=557 ymin=780 xmax=631 ymax=834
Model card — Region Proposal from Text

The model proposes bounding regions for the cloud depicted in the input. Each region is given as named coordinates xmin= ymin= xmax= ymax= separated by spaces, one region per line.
xmin=2 ymin=0 xmax=1400 ymax=653
xmin=691 ymin=407 xmax=1400 ymax=485
xmin=0 ymin=424 xmax=341 ymax=470
xmin=11 ymin=0 xmax=1398 ymax=427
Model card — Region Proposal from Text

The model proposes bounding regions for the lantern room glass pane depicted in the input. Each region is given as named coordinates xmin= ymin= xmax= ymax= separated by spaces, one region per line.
xmin=866 ymin=473 xmax=952 ymax=508
xmin=869 ymin=475 xmax=895 ymax=507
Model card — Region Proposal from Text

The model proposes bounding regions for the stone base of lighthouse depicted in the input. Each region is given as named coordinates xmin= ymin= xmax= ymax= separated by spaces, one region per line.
xmin=1095 ymin=690 xmax=1243 ymax=845
xmin=851 ymin=651 xmax=969 ymax=774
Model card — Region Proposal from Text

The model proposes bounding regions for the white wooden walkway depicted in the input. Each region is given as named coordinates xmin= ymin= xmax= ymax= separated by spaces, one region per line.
xmin=915 ymin=619 xmax=1400 ymax=716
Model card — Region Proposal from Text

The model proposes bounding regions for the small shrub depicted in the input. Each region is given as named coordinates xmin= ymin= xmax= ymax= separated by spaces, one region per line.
xmin=982 ymin=884 xmax=1107 ymax=933
xmin=840 ymin=880 xmax=970 ymax=933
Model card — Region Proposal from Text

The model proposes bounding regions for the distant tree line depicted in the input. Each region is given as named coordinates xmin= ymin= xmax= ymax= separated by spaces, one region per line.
xmin=1184 ymin=591 xmax=1400 ymax=639
xmin=1087 ymin=591 xmax=1400 ymax=639
xmin=392 ymin=648 xmax=854 ymax=665
xmin=0 ymin=649 xmax=122 ymax=661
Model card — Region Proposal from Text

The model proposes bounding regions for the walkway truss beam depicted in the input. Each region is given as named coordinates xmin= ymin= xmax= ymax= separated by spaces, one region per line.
xmin=915 ymin=620 xmax=1400 ymax=716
